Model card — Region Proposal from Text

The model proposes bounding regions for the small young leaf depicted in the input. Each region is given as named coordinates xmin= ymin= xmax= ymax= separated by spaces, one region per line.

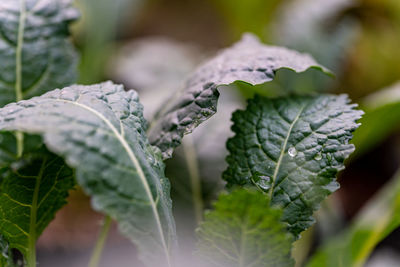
xmin=148 ymin=33 xmax=331 ymax=159
xmin=0 ymin=0 xmax=79 ymax=106
xmin=196 ymin=189 xmax=294 ymax=267
xmin=0 ymin=82 xmax=177 ymax=266
xmin=307 ymin=169 xmax=400 ymax=267
xmin=223 ymin=95 xmax=363 ymax=236
xmin=0 ymin=153 xmax=74 ymax=263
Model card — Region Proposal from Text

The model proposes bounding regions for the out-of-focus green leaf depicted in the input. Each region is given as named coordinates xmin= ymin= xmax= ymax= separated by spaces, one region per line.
xmin=274 ymin=0 xmax=358 ymax=71
xmin=211 ymin=0 xmax=281 ymax=40
xmin=148 ymin=33 xmax=331 ymax=159
xmin=307 ymin=169 xmax=400 ymax=267
xmin=338 ymin=0 xmax=400 ymax=99
xmin=76 ymin=0 xmax=145 ymax=83
xmin=233 ymin=67 xmax=333 ymax=99
xmin=223 ymin=95 xmax=363 ymax=237
xmin=196 ymin=189 xmax=294 ymax=267
xmin=0 ymin=154 xmax=74 ymax=265
xmin=351 ymin=81 xmax=400 ymax=159
xmin=109 ymin=37 xmax=203 ymax=119
xmin=0 ymin=82 xmax=177 ymax=266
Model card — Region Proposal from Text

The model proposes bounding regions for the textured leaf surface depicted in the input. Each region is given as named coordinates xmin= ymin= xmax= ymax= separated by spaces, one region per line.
xmin=0 ymin=82 xmax=177 ymax=266
xmin=223 ymin=95 xmax=363 ymax=236
xmin=148 ymin=33 xmax=331 ymax=159
xmin=307 ymin=169 xmax=400 ymax=267
xmin=196 ymin=189 xmax=294 ymax=267
xmin=0 ymin=0 xmax=78 ymax=106
xmin=0 ymin=154 xmax=74 ymax=259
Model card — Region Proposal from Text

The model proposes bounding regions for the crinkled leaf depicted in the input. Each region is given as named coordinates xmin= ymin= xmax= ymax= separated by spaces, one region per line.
xmin=0 ymin=82 xmax=177 ymax=266
xmin=0 ymin=152 xmax=74 ymax=260
xmin=223 ymin=95 xmax=363 ymax=236
xmin=0 ymin=0 xmax=79 ymax=106
xmin=307 ymin=169 xmax=400 ymax=267
xmin=196 ymin=189 xmax=294 ymax=267
xmin=148 ymin=33 xmax=331 ymax=159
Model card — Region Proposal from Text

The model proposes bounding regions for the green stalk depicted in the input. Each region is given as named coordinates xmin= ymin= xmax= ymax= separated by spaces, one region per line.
xmin=15 ymin=0 xmax=26 ymax=157
xmin=182 ymin=136 xmax=204 ymax=224
xmin=27 ymin=158 xmax=47 ymax=267
xmin=88 ymin=216 xmax=112 ymax=267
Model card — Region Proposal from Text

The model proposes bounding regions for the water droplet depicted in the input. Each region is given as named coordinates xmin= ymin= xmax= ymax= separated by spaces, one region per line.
xmin=256 ymin=176 xmax=272 ymax=191
xmin=147 ymin=156 xmax=154 ymax=164
xmin=288 ymin=147 xmax=297 ymax=157
xmin=314 ymin=152 xmax=322 ymax=161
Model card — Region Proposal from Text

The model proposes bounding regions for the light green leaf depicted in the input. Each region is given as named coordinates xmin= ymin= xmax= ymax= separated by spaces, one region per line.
xmin=0 ymin=152 xmax=74 ymax=265
xmin=307 ymin=169 xmax=400 ymax=267
xmin=148 ymin=33 xmax=331 ymax=159
xmin=351 ymin=81 xmax=400 ymax=159
xmin=0 ymin=0 xmax=79 ymax=106
xmin=223 ymin=95 xmax=363 ymax=236
xmin=196 ymin=189 xmax=294 ymax=267
xmin=76 ymin=0 xmax=145 ymax=83
xmin=0 ymin=82 xmax=177 ymax=266
xmin=211 ymin=0 xmax=281 ymax=40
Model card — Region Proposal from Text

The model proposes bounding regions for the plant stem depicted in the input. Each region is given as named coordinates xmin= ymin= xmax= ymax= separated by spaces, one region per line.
xmin=182 ymin=136 xmax=204 ymax=224
xmin=15 ymin=0 xmax=26 ymax=157
xmin=89 ymin=216 xmax=112 ymax=267
xmin=16 ymin=131 xmax=24 ymax=158
xmin=27 ymin=158 xmax=47 ymax=267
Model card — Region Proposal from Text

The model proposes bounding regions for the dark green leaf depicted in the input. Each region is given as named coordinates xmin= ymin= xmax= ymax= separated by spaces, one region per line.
xmin=223 ymin=95 xmax=362 ymax=236
xmin=307 ymin=169 xmax=400 ymax=267
xmin=0 ymin=0 xmax=79 ymax=106
xmin=0 ymin=153 xmax=74 ymax=263
xmin=148 ymin=33 xmax=331 ymax=159
xmin=0 ymin=82 xmax=177 ymax=266
xmin=196 ymin=189 xmax=294 ymax=267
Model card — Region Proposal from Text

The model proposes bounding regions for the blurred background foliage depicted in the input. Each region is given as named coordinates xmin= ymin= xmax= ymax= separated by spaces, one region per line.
xmin=36 ymin=0 xmax=400 ymax=266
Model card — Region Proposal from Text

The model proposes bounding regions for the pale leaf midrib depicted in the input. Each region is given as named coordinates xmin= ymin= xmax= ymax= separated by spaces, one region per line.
xmin=55 ymin=98 xmax=171 ymax=266
xmin=238 ymin=217 xmax=249 ymax=267
xmin=15 ymin=0 xmax=27 ymax=158
xmin=16 ymin=0 xmax=26 ymax=102
xmin=27 ymin=157 xmax=46 ymax=264
xmin=269 ymin=104 xmax=306 ymax=198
